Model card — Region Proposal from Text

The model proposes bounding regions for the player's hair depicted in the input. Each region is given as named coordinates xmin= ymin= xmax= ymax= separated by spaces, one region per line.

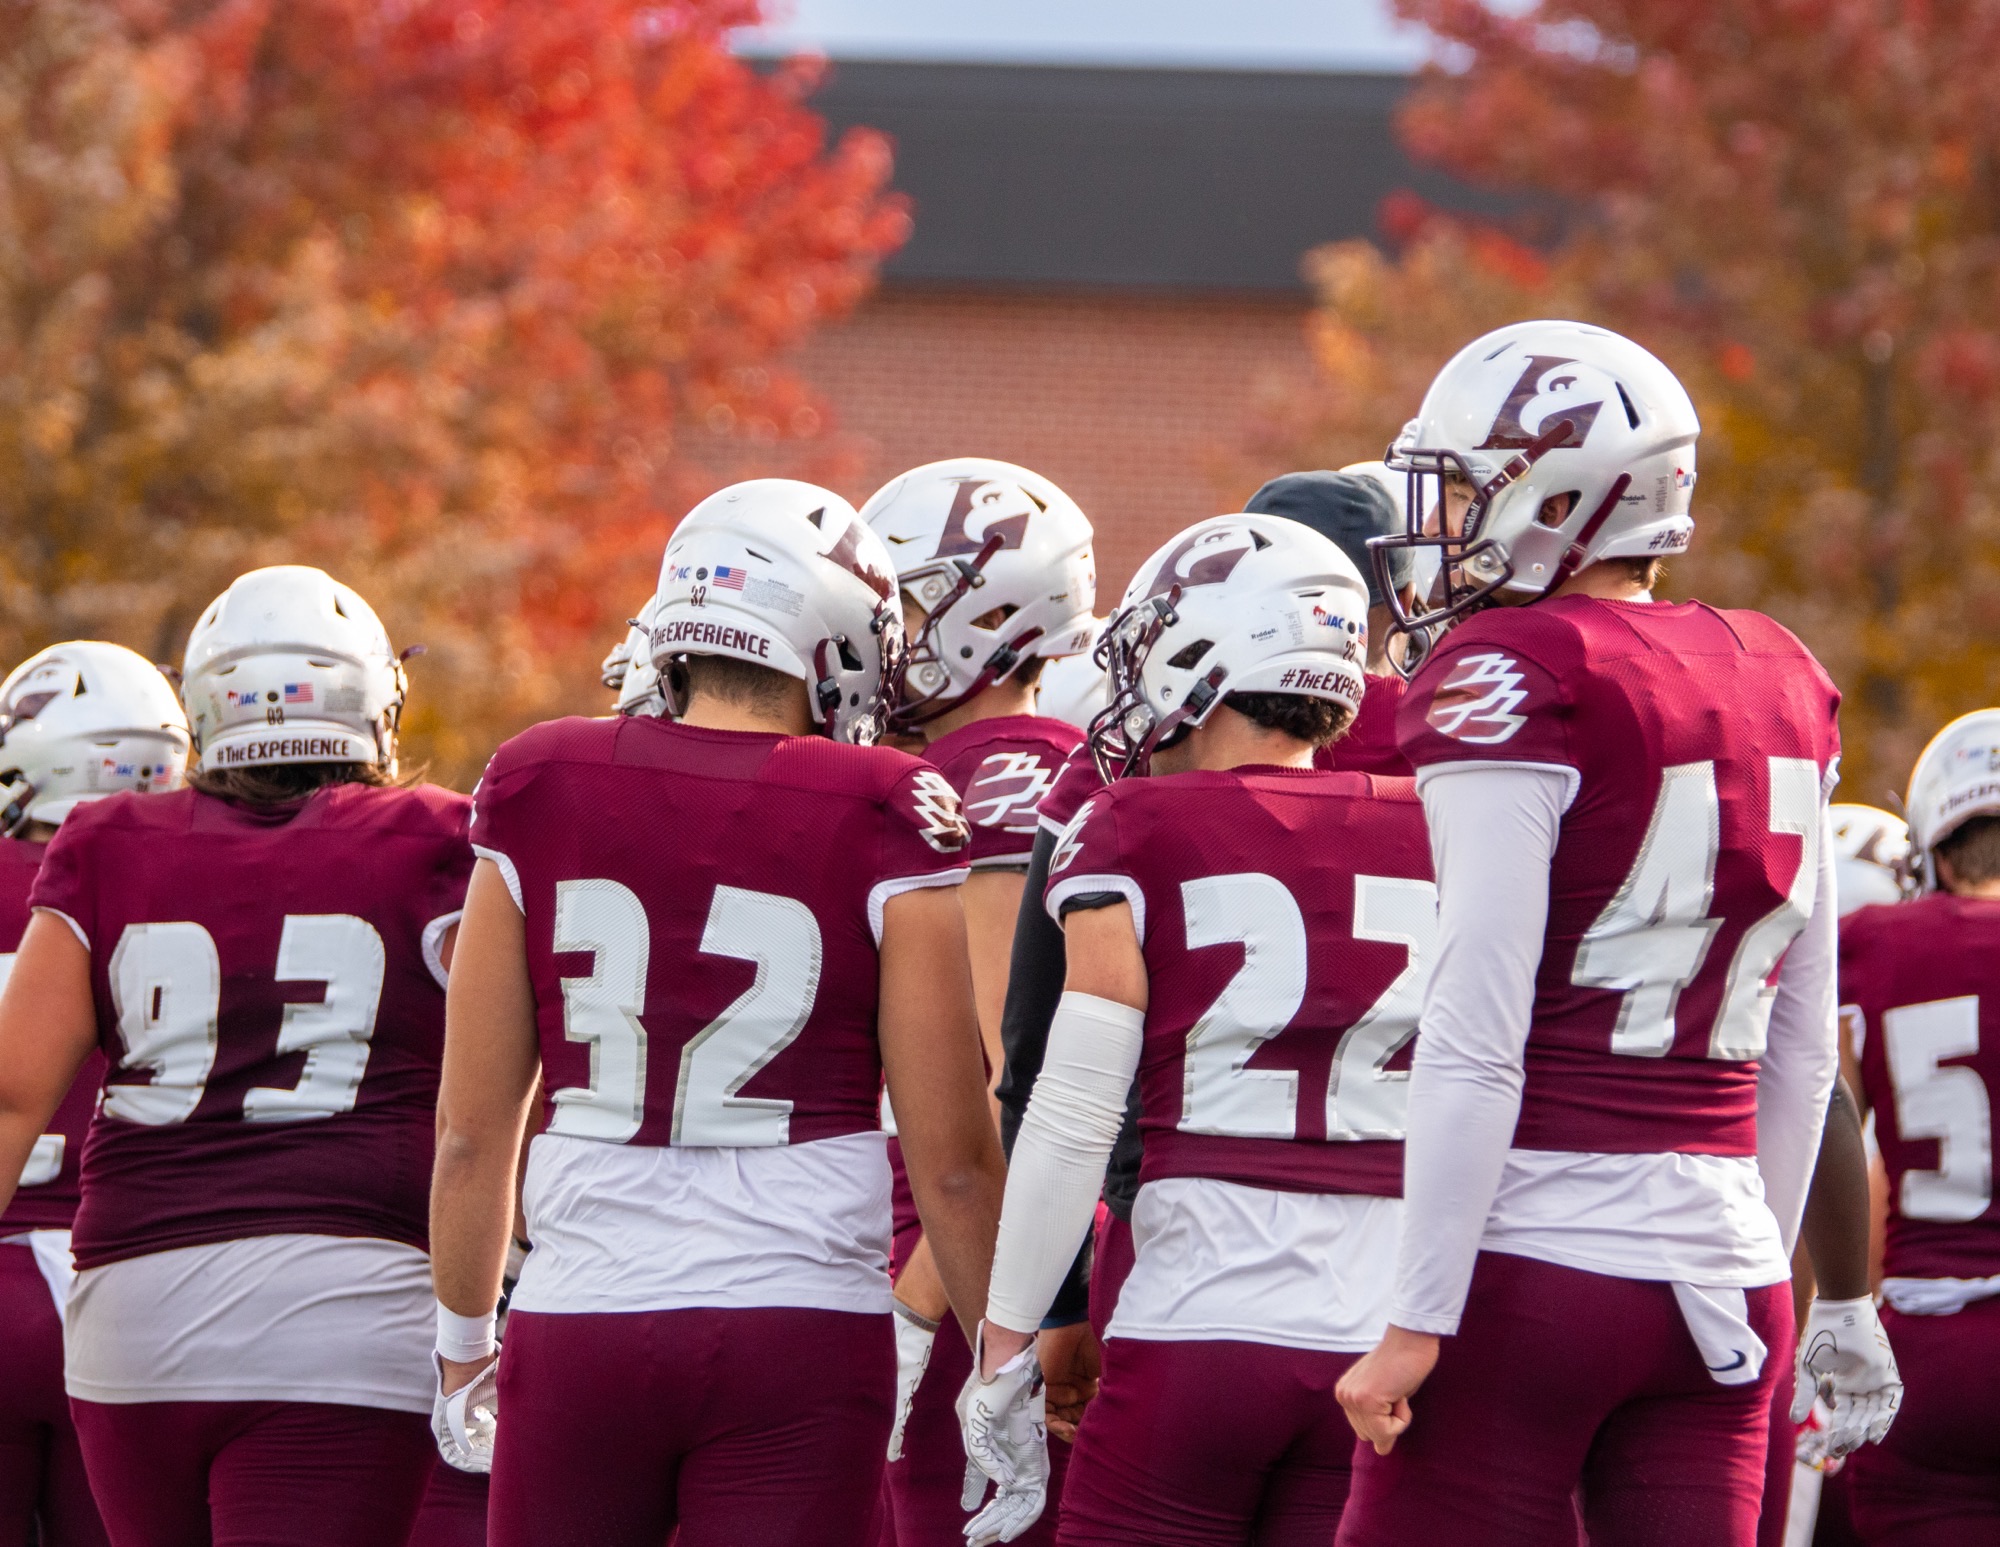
xmin=1595 ymin=556 xmax=1664 ymax=589
xmin=671 ymin=652 xmax=800 ymax=717
xmin=1938 ymin=813 xmax=2000 ymax=888
xmin=1222 ymin=691 xmax=1353 ymax=749
xmin=190 ymin=761 xmax=396 ymax=805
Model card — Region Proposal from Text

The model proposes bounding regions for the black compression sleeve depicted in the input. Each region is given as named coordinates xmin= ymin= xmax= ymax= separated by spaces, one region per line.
xmin=996 ymin=828 xmax=1068 ymax=1158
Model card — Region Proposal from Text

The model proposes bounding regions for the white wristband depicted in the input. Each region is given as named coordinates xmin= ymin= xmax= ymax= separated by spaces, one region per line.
xmin=436 ymin=1302 xmax=498 ymax=1363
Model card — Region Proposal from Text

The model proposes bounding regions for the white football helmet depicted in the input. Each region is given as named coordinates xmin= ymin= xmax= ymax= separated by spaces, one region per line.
xmin=0 ymin=642 xmax=190 ymax=834
xmin=648 ymin=479 xmax=903 ymax=745
xmin=183 ymin=566 xmax=408 ymax=774
xmin=602 ymin=595 xmax=668 ymax=719
xmin=860 ymin=458 xmax=1096 ymax=732
xmin=1828 ymin=804 xmax=1911 ymax=915
xmin=1906 ymin=710 xmax=2000 ymax=892
xmin=1375 ymin=321 xmax=1700 ymax=652
xmin=1035 ymin=626 xmax=1111 ymax=731
xmin=1089 ymin=515 xmax=1370 ymax=780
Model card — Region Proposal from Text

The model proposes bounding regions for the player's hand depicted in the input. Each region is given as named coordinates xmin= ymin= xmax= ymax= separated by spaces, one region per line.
xmin=957 ymin=1322 xmax=1048 ymax=1544
xmin=1790 ymin=1296 xmax=1902 ymax=1460
xmin=1035 ymin=1320 xmax=1101 ymax=1443
xmin=432 ymin=1351 xmax=501 ymax=1473
xmin=1336 ymin=1325 xmax=1440 ymax=1456
xmin=887 ymin=1299 xmax=939 ymax=1461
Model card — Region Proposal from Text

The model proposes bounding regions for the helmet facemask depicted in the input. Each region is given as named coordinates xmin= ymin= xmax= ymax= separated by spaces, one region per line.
xmin=883 ymin=533 xmax=1044 ymax=733
xmin=1085 ymin=587 xmax=1225 ymax=782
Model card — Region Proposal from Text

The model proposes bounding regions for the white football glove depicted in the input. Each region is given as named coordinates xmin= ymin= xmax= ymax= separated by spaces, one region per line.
xmin=957 ymin=1323 xmax=1048 ymax=1546
xmin=1790 ymin=1296 xmax=1902 ymax=1462
xmin=888 ymin=1300 xmax=939 ymax=1462
xmin=432 ymin=1352 xmax=500 ymax=1474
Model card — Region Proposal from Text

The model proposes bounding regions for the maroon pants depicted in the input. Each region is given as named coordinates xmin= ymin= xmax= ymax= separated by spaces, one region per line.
xmin=1756 ymin=1340 xmax=1801 ymax=1547
xmin=0 ymin=1243 xmax=106 ymax=1547
xmin=70 ymin=1398 xmax=432 ymax=1547
xmin=1337 ymin=1252 xmax=1793 ymax=1547
xmin=1843 ymin=1298 xmax=2000 ymax=1545
xmin=407 ymin=1458 xmax=489 ymax=1547
xmin=491 ymin=1305 xmax=893 ymax=1547
xmin=1058 ymin=1337 xmax=1358 ymax=1546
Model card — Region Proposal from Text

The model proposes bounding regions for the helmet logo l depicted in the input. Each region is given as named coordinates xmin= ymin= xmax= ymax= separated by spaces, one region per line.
xmin=933 ymin=478 xmax=1033 ymax=559
xmin=1478 ymin=355 xmax=1606 ymax=451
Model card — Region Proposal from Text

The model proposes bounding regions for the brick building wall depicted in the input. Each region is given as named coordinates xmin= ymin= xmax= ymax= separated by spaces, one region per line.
xmin=789 ymin=284 xmax=1321 ymax=599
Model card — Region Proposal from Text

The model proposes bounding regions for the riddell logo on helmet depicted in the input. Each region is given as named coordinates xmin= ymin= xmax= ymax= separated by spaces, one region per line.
xmin=1425 ymin=653 xmax=1531 ymax=744
xmin=652 ymin=620 xmax=773 ymax=659
xmin=1477 ymin=356 xmax=1606 ymax=451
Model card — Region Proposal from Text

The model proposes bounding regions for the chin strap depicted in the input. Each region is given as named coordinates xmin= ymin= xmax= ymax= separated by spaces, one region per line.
xmin=1544 ymin=473 xmax=1634 ymax=596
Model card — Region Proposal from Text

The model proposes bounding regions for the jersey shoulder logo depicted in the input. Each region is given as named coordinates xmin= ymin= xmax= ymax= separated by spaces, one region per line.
xmin=1049 ymin=796 xmax=1101 ymax=875
xmin=964 ymin=751 xmax=1055 ymax=832
xmin=1424 ymin=652 xmax=1532 ymax=745
xmin=906 ymin=769 xmax=969 ymax=854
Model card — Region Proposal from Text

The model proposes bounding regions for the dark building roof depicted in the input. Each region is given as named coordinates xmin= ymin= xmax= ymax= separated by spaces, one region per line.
xmin=808 ymin=61 xmax=1496 ymax=294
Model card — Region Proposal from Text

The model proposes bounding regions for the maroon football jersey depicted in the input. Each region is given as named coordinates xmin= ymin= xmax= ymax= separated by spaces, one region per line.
xmin=1843 ymin=894 xmax=2000 ymax=1281
xmin=468 ymin=717 xmax=970 ymax=1149
xmin=28 ymin=783 xmax=473 ymax=1269
xmin=1398 ymin=596 xmax=1841 ymax=1157
xmin=1036 ymin=743 xmax=1104 ymax=838
xmin=1314 ymin=672 xmax=1412 ymax=778
xmin=0 ymin=835 xmax=104 ymax=1231
xmin=1045 ymin=766 xmax=1434 ymax=1196
xmin=923 ymin=714 xmax=1082 ymax=869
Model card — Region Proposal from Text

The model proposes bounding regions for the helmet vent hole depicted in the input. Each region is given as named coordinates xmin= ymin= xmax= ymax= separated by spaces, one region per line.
xmin=1167 ymin=639 xmax=1215 ymax=671
xmin=836 ymin=638 xmax=864 ymax=672
xmin=333 ymin=597 xmax=348 ymax=618
xmin=1024 ymin=490 xmax=1048 ymax=514
xmin=969 ymin=604 xmax=1017 ymax=631
xmin=806 ymin=506 xmax=826 ymax=529
xmin=744 ymin=546 xmax=773 ymax=562
xmin=72 ymin=678 xmax=87 ymax=695
xmin=1484 ymin=341 xmax=1513 ymax=361
xmin=1249 ymin=531 xmax=1272 ymax=551
xmin=1616 ymin=383 xmax=1640 ymax=429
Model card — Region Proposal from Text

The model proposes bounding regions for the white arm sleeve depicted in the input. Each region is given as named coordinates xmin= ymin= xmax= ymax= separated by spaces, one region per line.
xmin=984 ymin=990 xmax=1145 ymax=1335
xmin=1393 ymin=764 xmax=1568 ymax=1336
xmin=1755 ymin=807 xmax=1841 ymax=1256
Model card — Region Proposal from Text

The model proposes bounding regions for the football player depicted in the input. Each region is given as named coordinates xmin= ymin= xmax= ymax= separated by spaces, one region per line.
xmin=1830 ymin=803 xmax=1912 ymax=914
xmin=0 ymin=568 xmax=471 ymax=1546
xmin=0 ymin=642 xmax=188 ymax=1547
xmin=1333 ymin=321 xmax=1843 ymax=1546
xmin=960 ymin=515 xmax=1435 ymax=1545
xmin=1242 ymin=467 xmax=1414 ymax=775
xmin=860 ymin=458 xmax=1097 ymax=1542
xmin=1839 ymin=712 xmax=2000 ymax=1543
xmin=428 ymin=480 xmax=1007 ymax=1547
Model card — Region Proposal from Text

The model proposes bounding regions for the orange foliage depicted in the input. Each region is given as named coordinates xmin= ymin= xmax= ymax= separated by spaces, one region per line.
xmin=1276 ymin=0 xmax=2000 ymax=800
xmin=0 ymin=0 xmax=905 ymax=782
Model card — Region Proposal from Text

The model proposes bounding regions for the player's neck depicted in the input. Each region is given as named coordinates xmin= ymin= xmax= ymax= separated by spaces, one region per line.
xmin=1154 ymin=704 xmax=1314 ymax=776
xmin=17 ymin=819 xmax=58 ymax=843
xmin=922 ymin=676 xmax=1038 ymax=742
xmin=1552 ymin=563 xmax=1653 ymax=603
xmin=1946 ymin=877 xmax=2000 ymax=901
xmin=678 ymin=687 xmax=815 ymax=737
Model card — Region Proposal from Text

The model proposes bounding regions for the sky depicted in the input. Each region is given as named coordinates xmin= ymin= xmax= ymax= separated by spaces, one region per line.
xmin=733 ymin=0 xmax=1438 ymax=73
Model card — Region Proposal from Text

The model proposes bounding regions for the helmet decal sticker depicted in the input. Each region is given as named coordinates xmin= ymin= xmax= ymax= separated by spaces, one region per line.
xmin=1477 ymin=355 xmax=1608 ymax=451
xmin=825 ymin=518 xmax=896 ymax=601
xmin=933 ymin=477 xmax=1036 ymax=559
xmin=1143 ymin=526 xmax=1258 ymax=600
xmin=1425 ymin=652 xmax=1532 ymax=744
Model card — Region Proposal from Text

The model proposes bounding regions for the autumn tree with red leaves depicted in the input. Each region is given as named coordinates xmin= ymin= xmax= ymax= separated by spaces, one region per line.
xmin=1272 ymin=0 xmax=2000 ymax=799
xmin=0 ymin=0 xmax=905 ymax=780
